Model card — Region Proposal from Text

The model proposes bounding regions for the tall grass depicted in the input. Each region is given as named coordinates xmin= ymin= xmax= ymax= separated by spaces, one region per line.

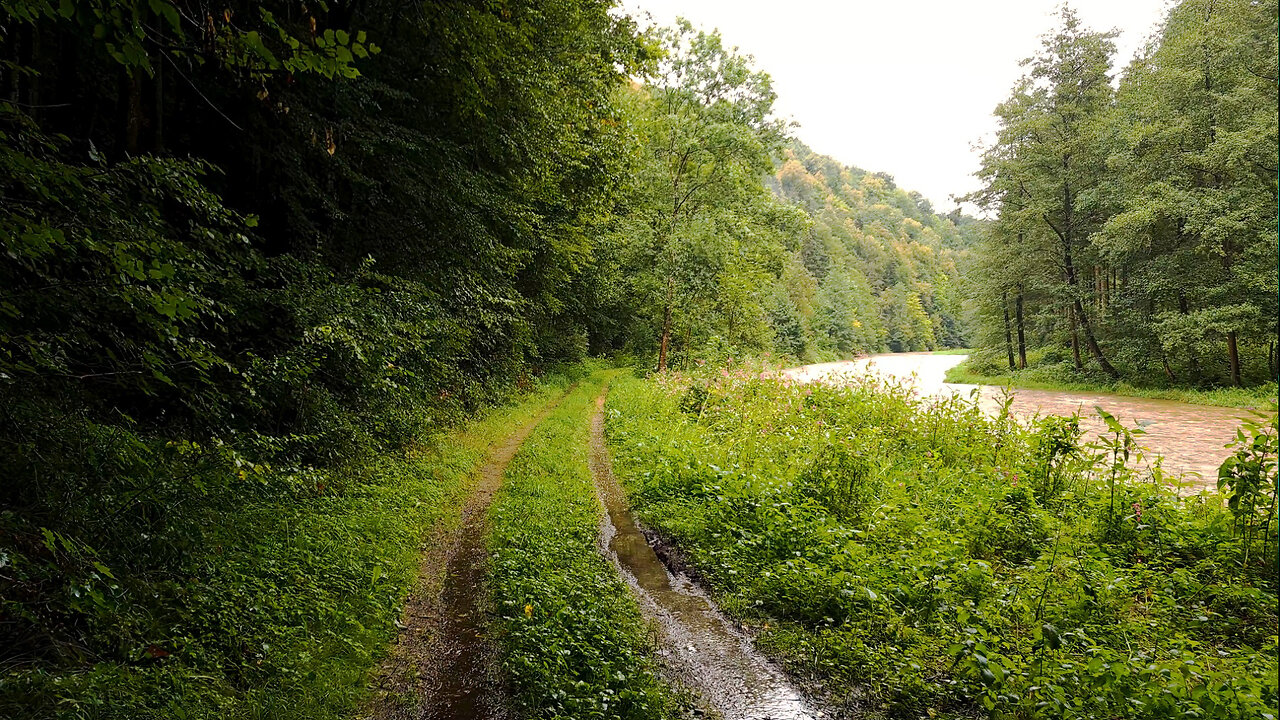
xmin=607 ymin=368 xmax=1278 ymax=718
xmin=0 ymin=378 xmax=571 ymax=720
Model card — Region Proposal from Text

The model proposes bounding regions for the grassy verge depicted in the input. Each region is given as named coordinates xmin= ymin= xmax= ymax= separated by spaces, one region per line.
xmin=930 ymin=347 xmax=973 ymax=356
xmin=606 ymin=371 xmax=1278 ymax=719
xmin=487 ymin=371 xmax=682 ymax=720
xmin=945 ymin=358 xmax=1277 ymax=409
xmin=1 ymin=376 xmax=573 ymax=720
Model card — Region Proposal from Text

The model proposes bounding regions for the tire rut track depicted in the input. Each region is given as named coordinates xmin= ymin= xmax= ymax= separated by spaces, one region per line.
xmin=588 ymin=389 xmax=821 ymax=720
xmin=366 ymin=386 xmax=573 ymax=720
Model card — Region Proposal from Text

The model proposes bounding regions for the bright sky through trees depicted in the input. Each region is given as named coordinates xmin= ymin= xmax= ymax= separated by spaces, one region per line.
xmin=623 ymin=0 xmax=1171 ymax=211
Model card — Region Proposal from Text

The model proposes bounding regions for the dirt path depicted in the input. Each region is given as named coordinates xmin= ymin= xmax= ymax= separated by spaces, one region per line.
xmin=589 ymin=390 xmax=820 ymax=720
xmin=366 ymin=389 xmax=570 ymax=720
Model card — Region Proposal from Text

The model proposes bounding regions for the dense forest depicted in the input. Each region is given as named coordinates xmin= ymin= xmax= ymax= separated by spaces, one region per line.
xmin=771 ymin=140 xmax=975 ymax=355
xmin=0 ymin=1 xmax=968 ymax=715
xmin=964 ymin=2 xmax=1277 ymax=389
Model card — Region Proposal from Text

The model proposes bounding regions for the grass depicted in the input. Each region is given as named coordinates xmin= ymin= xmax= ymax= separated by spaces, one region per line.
xmin=1 ymin=376 xmax=573 ymax=720
xmin=487 ymin=370 xmax=682 ymax=719
xmin=945 ymin=358 xmax=1277 ymax=409
xmin=930 ymin=347 xmax=973 ymax=356
xmin=606 ymin=368 xmax=1278 ymax=719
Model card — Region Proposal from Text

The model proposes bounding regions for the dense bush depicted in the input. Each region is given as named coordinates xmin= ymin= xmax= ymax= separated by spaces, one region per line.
xmin=1 ymin=0 xmax=645 ymax=714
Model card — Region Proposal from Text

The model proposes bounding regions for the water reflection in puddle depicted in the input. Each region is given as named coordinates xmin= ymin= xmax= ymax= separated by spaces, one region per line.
xmin=590 ymin=394 xmax=819 ymax=720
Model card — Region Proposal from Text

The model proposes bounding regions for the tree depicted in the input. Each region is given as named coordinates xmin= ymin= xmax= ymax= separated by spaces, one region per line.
xmin=1099 ymin=0 xmax=1278 ymax=386
xmin=624 ymin=20 xmax=787 ymax=371
xmin=970 ymin=6 xmax=1121 ymax=378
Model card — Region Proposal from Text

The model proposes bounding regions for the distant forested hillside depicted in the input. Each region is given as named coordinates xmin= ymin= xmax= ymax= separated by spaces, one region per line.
xmin=769 ymin=141 xmax=978 ymax=356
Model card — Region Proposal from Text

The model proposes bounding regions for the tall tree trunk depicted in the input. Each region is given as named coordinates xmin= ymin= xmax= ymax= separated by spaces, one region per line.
xmin=1069 ymin=304 xmax=1082 ymax=370
xmin=1226 ymin=331 xmax=1241 ymax=387
xmin=1061 ymin=234 xmax=1119 ymax=378
xmin=153 ymin=55 xmax=163 ymax=151
xmin=1073 ymin=298 xmax=1118 ymax=377
xmin=1100 ymin=267 xmax=1108 ymax=317
xmin=1178 ymin=291 xmax=1202 ymax=382
xmin=1015 ymin=285 xmax=1027 ymax=370
xmin=1002 ymin=291 xmax=1015 ymax=370
xmin=657 ymin=276 xmax=674 ymax=372
xmin=126 ymin=67 xmax=144 ymax=154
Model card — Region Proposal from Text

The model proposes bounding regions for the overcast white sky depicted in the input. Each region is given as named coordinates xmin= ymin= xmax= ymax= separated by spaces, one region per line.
xmin=621 ymin=0 xmax=1172 ymax=213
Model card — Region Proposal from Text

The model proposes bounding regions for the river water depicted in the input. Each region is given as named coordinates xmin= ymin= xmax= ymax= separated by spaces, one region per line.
xmin=785 ymin=353 xmax=1255 ymax=490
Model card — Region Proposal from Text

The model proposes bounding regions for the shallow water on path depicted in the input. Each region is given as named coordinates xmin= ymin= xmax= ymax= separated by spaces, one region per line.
xmin=785 ymin=353 xmax=1253 ymax=488
xmin=590 ymin=392 xmax=820 ymax=720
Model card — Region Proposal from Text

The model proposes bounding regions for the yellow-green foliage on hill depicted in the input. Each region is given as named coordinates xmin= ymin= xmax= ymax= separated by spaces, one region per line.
xmin=768 ymin=141 xmax=979 ymax=355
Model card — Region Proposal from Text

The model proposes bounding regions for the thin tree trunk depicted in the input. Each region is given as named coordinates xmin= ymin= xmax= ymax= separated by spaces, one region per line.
xmin=1179 ymin=291 xmax=1201 ymax=382
xmin=126 ymin=67 xmax=144 ymax=154
xmin=153 ymin=54 xmax=163 ymax=151
xmin=1062 ymin=237 xmax=1118 ymax=378
xmin=1069 ymin=304 xmax=1082 ymax=370
xmin=1015 ymin=286 xmax=1027 ymax=370
xmin=657 ymin=276 xmax=674 ymax=372
xmin=1002 ymin=291 xmax=1015 ymax=370
xmin=1227 ymin=331 xmax=1241 ymax=387
xmin=1074 ymin=299 xmax=1118 ymax=377
xmin=1161 ymin=355 xmax=1177 ymax=382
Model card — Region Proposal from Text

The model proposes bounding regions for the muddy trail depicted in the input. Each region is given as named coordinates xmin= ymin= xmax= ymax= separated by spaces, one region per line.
xmin=589 ymin=391 xmax=821 ymax=720
xmin=367 ymin=388 xmax=571 ymax=720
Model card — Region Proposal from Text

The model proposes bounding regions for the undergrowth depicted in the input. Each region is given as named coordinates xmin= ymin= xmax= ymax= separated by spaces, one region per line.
xmin=606 ymin=367 xmax=1278 ymax=719
xmin=0 ymin=375 xmax=575 ymax=720
xmin=488 ymin=371 xmax=682 ymax=720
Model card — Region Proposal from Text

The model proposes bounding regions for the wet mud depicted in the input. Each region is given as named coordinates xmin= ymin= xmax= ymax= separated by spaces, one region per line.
xmin=589 ymin=391 xmax=821 ymax=720
xmin=366 ymin=390 xmax=569 ymax=720
xmin=786 ymin=353 xmax=1253 ymax=489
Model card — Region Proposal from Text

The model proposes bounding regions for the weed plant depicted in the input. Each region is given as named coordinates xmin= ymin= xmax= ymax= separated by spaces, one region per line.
xmin=488 ymin=372 xmax=681 ymax=719
xmin=606 ymin=365 xmax=1278 ymax=719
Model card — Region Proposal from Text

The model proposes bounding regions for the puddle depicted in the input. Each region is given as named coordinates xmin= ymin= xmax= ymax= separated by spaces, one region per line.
xmin=590 ymin=392 xmax=821 ymax=720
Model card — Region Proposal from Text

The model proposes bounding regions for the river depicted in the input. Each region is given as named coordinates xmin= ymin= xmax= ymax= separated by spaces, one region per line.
xmin=785 ymin=353 xmax=1256 ymax=490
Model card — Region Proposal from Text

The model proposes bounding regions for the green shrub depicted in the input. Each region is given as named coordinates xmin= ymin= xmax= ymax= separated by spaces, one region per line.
xmin=970 ymin=486 xmax=1049 ymax=564
xmin=606 ymin=372 xmax=1279 ymax=719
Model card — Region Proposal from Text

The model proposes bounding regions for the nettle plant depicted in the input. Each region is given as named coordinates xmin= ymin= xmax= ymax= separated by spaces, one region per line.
xmin=1218 ymin=409 xmax=1279 ymax=570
